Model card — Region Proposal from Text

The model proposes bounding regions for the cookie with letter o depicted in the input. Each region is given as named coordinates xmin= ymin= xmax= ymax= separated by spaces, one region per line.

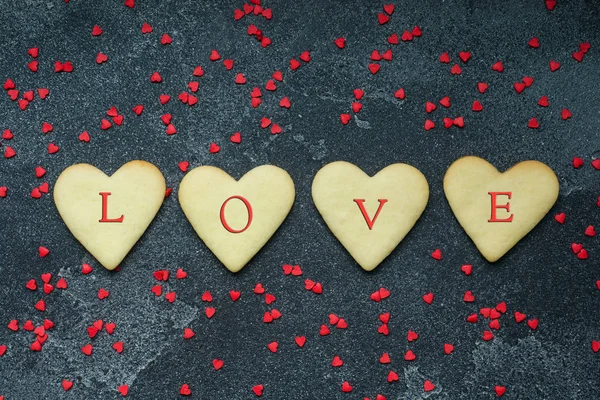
xmin=178 ymin=165 xmax=295 ymax=272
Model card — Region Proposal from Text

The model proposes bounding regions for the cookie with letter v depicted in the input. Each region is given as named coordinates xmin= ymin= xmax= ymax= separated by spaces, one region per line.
xmin=443 ymin=156 xmax=559 ymax=262
xmin=312 ymin=161 xmax=429 ymax=271
xmin=54 ymin=161 xmax=166 ymax=270
xmin=178 ymin=165 xmax=295 ymax=272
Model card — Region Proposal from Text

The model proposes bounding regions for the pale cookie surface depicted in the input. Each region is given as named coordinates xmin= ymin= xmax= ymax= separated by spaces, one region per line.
xmin=53 ymin=160 xmax=166 ymax=270
xmin=312 ymin=161 xmax=429 ymax=271
xmin=178 ymin=165 xmax=295 ymax=273
xmin=443 ymin=156 xmax=559 ymax=262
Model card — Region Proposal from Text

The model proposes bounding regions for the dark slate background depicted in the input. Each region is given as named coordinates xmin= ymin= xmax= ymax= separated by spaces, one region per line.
xmin=0 ymin=0 xmax=599 ymax=399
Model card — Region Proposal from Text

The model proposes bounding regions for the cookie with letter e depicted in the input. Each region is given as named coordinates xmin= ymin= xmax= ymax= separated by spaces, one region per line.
xmin=54 ymin=161 xmax=166 ymax=270
xmin=443 ymin=156 xmax=559 ymax=262
xmin=312 ymin=161 xmax=429 ymax=271
xmin=178 ymin=165 xmax=295 ymax=273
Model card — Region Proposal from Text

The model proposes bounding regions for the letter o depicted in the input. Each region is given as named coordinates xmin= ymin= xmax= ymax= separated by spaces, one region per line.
xmin=220 ymin=195 xmax=253 ymax=233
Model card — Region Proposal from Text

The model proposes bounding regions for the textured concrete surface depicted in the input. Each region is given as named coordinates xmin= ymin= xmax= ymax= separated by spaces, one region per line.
xmin=0 ymin=0 xmax=599 ymax=399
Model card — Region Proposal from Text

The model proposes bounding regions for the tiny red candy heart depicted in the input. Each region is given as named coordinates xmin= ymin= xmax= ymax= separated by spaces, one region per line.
xmin=424 ymin=380 xmax=435 ymax=392
xmin=334 ymin=37 xmax=346 ymax=48
xmin=492 ymin=61 xmax=504 ymax=72
xmin=549 ymin=60 xmax=561 ymax=72
xmin=495 ymin=385 xmax=506 ymax=397
xmin=528 ymin=37 xmax=540 ymax=48
xmin=459 ymin=51 xmax=471 ymax=62
xmin=422 ymin=292 xmax=434 ymax=304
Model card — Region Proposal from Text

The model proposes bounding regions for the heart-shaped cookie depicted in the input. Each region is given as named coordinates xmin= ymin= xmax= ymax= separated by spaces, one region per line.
xmin=443 ymin=156 xmax=559 ymax=262
xmin=312 ymin=161 xmax=429 ymax=271
xmin=54 ymin=161 xmax=166 ymax=270
xmin=178 ymin=165 xmax=295 ymax=272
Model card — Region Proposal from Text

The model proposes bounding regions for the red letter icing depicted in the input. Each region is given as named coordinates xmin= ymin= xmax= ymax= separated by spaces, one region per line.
xmin=220 ymin=195 xmax=253 ymax=233
xmin=353 ymin=199 xmax=388 ymax=230
xmin=488 ymin=192 xmax=514 ymax=222
xmin=99 ymin=192 xmax=124 ymax=223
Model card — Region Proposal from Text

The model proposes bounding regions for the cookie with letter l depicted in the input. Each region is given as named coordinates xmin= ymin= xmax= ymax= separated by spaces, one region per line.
xmin=54 ymin=161 xmax=166 ymax=270
xmin=312 ymin=161 xmax=429 ymax=271
xmin=178 ymin=165 xmax=295 ymax=272
xmin=443 ymin=156 xmax=559 ymax=262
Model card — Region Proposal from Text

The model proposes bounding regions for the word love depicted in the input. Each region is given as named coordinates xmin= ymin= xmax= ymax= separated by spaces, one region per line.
xmin=53 ymin=157 xmax=559 ymax=272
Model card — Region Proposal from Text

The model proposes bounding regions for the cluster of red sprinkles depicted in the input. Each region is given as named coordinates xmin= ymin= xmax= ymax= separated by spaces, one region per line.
xmin=0 ymin=0 xmax=599 ymax=398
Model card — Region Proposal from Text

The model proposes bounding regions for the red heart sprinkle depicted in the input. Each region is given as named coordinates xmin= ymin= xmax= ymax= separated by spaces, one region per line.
xmin=7 ymin=320 xmax=19 ymax=331
xmin=528 ymin=118 xmax=539 ymax=129
xmin=378 ymin=13 xmax=390 ymax=24
xmin=183 ymin=327 xmax=195 ymax=339
xmin=553 ymin=213 xmax=565 ymax=224
xmin=81 ymin=344 xmax=93 ymax=356
xmin=299 ymin=51 xmax=311 ymax=63
xmin=118 ymin=384 xmax=129 ymax=396
xmin=28 ymin=60 xmax=39 ymax=72
xmin=341 ymin=381 xmax=353 ymax=393
xmin=132 ymin=105 xmax=144 ymax=115
xmin=387 ymin=370 xmax=399 ymax=383
xmin=205 ymin=307 xmax=216 ymax=318
xmin=334 ymin=37 xmax=346 ymax=48
xmin=336 ymin=318 xmax=347 ymax=329
xmin=492 ymin=61 xmax=504 ymax=72
xmin=444 ymin=343 xmax=454 ymax=354
xmin=412 ymin=26 xmax=422 ymax=36
xmin=522 ymin=76 xmax=534 ymax=87
xmin=267 ymin=341 xmax=278 ymax=353
xmin=472 ymin=100 xmax=483 ymax=112
xmin=331 ymin=355 xmax=343 ymax=367
xmin=160 ymin=33 xmax=172 ymax=45
xmin=459 ymin=51 xmax=471 ymax=62
xmin=141 ymin=22 xmax=152 ymax=34
xmin=235 ymin=73 xmax=246 ymax=84
xmin=382 ymin=49 xmax=392 ymax=61
xmin=279 ymin=97 xmax=291 ymax=108
xmin=377 ymin=324 xmax=389 ymax=335
xmin=580 ymin=42 xmax=591 ymax=53
xmin=450 ymin=64 xmax=462 ymax=74
xmin=319 ymin=325 xmax=330 ymax=336
xmin=193 ymin=66 xmax=205 ymax=76
xmin=577 ymin=249 xmax=588 ymax=260
xmin=230 ymin=132 xmax=242 ymax=143
xmin=7 ymin=89 xmax=18 ymax=100
xmin=561 ymin=108 xmax=572 ymax=120
xmin=514 ymin=82 xmax=526 ymax=93
xmin=383 ymin=4 xmax=395 ymax=15
xmin=464 ymin=290 xmax=475 ymax=302
xmin=549 ymin=60 xmax=561 ymax=71
xmin=379 ymin=287 xmax=390 ymax=299
xmin=38 ymin=88 xmax=49 ymax=99
xmin=101 ymin=119 xmax=112 ymax=130
xmin=212 ymin=358 xmax=224 ymax=370
xmin=252 ymin=384 xmax=264 ymax=396
xmin=496 ymin=302 xmax=507 ymax=314
xmin=56 ymin=278 xmax=67 ymax=289
xmin=379 ymin=352 xmax=391 ymax=364
xmin=209 ymin=50 xmax=221 ymax=61
xmin=424 ymin=380 xmax=435 ymax=392
xmin=422 ymin=292 xmax=434 ymax=304
xmin=262 ymin=8 xmax=272 ymax=19
xmin=538 ymin=96 xmax=549 ymax=107
xmin=165 ymin=292 xmax=176 ymax=303
xmin=477 ymin=82 xmax=488 ymax=93
xmin=572 ymin=157 xmax=584 ymax=168
xmin=527 ymin=319 xmax=539 ymax=330
xmin=290 ymin=59 xmax=301 ymax=70
xmin=424 ymin=120 xmax=435 ymax=131
xmin=98 ymin=288 xmax=109 ymax=300
xmin=592 ymin=341 xmax=600 ymax=353
xmin=209 ymin=142 xmax=220 ymax=154
xmin=0 ymin=186 xmax=7 ymax=198
xmin=166 ymin=124 xmax=177 ymax=135
xmin=295 ymin=336 xmax=306 ymax=347
xmin=431 ymin=249 xmax=442 ymax=260
xmin=401 ymin=30 xmax=413 ymax=41
xmin=394 ymin=88 xmax=405 ymax=99
xmin=4 ymin=78 xmax=15 ymax=89
xmin=572 ymin=243 xmax=583 ymax=254
xmin=150 ymin=72 xmax=162 ymax=83
xmin=461 ymin=264 xmax=472 ymax=275
xmin=489 ymin=319 xmax=500 ymax=330
xmin=26 ymin=279 xmax=37 ymax=290
xmin=528 ymin=37 xmax=540 ymax=48
xmin=368 ymin=63 xmax=380 ymax=74
xmin=572 ymin=51 xmax=584 ymax=62
xmin=439 ymin=96 xmax=451 ymax=108
xmin=223 ymin=59 xmax=234 ymax=70
xmin=62 ymin=380 xmax=73 ymax=391
xmin=31 ymin=188 xmax=42 ymax=199
xmin=340 ymin=113 xmax=351 ymax=125
xmin=254 ymin=283 xmax=265 ymax=294
xmin=112 ymin=341 xmax=124 ymax=353
xmin=96 ymin=52 xmax=108 ymax=64
xmin=112 ymin=115 xmax=123 ymax=125
xmin=439 ymin=52 xmax=450 ymax=63
xmin=495 ymin=385 xmax=506 ymax=397
xmin=42 ymin=122 xmax=53 ymax=134
xmin=546 ymin=0 xmax=556 ymax=10
xmin=352 ymin=102 xmax=362 ymax=113
xmin=371 ymin=50 xmax=382 ymax=61
xmin=483 ymin=330 xmax=494 ymax=341
xmin=379 ymin=312 xmax=390 ymax=324
xmin=425 ymin=101 xmax=437 ymax=113
xmin=233 ymin=9 xmax=244 ymax=20
xmin=514 ymin=311 xmax=527 ymax=323
xmin=591 ymin=160 xmax=600 ymax=171
xmin=404 ymin=350 xmax=416 ymax=361
xmin=179 ymin=384 xmax=191 ymax=396
xmin=39 ymin=247 xmax=50 ymax=258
